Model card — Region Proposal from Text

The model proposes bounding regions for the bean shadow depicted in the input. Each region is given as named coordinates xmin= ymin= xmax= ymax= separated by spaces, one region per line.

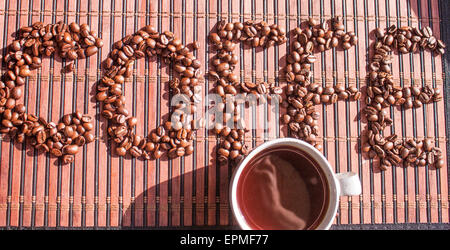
xmin=121 ymin=167 xmax=239 ymax=229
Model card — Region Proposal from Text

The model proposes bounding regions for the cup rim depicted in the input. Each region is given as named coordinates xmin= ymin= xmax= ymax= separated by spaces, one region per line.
xmin=229 ymin=138 xmax=340 ymax=230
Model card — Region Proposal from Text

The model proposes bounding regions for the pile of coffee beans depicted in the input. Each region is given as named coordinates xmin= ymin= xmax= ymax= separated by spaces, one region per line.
xmin=363 ymin=25 xmax=445 ymax=170
xmin=209 ymin=20 xmax=287 ymax=165
xmin=281 ymin=17 xmax=360 ymax=150
xmin=0 ymin=21 xmax=101 ymax=163
xmin=98 ymin=25 xmax=201 ymax=160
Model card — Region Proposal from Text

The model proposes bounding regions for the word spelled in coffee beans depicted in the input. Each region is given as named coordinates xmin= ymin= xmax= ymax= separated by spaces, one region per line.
xmin=0 ymin=18 xmax=445 ymax=171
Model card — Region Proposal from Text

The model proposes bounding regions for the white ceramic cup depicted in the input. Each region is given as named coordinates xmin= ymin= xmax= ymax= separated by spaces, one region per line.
xmin=230 ymin=138 xmax=361 ymax=230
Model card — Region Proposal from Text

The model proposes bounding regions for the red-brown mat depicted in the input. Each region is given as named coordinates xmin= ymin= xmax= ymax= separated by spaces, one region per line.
xmin=0 ymin=0 xmax=448 ymax=228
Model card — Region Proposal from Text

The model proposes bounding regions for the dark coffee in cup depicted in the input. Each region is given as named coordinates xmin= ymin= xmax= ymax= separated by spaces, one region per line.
xmin=236 ymin=146 xmax=330 ymax=230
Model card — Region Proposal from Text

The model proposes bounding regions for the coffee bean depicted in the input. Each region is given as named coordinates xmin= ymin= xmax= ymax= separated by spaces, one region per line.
xmin=192 ymin=41 xmax=200 ymax=50
xmin=114 ymin=125 xmax=128 ymax=138
xmin=19 ymin=66 xmax=31 ymax=77
xmin=69 ymin=22 xmax=80 ymax=33
xmin=10 ymin=40 xmax=22 ymax=51
xmin=342 ymin=42 xmax=352 ymax=50
xmin=2 ymin=119 xmax=13 ymax=128
xmin=62 ymin=155 xmax=74 ymax=164
xmin=282 ymin=114 xmax=291 ymax=124
xmin=232 ymin=141 xmax=242 ymax=151
xmin=368 ymin=114 xmax=379 ymax=122
xmin=413 ymin=99 xmax=422 ymax=108
xmin=308 ymin=17 xmax=318 ymax=27
xmin=175 ymin=147 xmax=185 ymax=157
xmin=185 ymin=145 xmax=194 ymax=155
xmin=83 ymin=133 xmax=95 ymax=143
xmin=384 ymin=34 xmax=394 ymax=45
xmin=423 ymin=138 xmax=433 ymax=152
xmin=150 ymin=149 xmax=161 ymax=159
xmin=64 ymin=63 xmax=74 ymax=73
xmin=63 ymin=144 xmax=79 ymax=155
xmin=435 ymin=159 xmax=444 ymax=169
xmin=36 ymin=130 xmax=47 ymax=144
xmin=116 ymin=146 xmax=127 ymax=156
xmin=85 ymin=46 xmax=98 ymax=57
xmin=10 ymin=87 xmax=22 ymax=99
xmin=130 ymin=146 xmax=143 ymax=157
xmin=49 ymin=147 xmax=63 ymax=157
xmin=373 ymin=145 xmax=385 ymax=158
xmin=210 ymin=33 xmax=221 ymax=44
xmin=422 ymin=26 xmax=432 ymax=38
xmin=384 ymin=141 xmax=394 ymax=151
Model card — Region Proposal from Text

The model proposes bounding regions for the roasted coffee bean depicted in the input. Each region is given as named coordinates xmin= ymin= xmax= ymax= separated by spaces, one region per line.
xmin=84 ymin=132 xmax=95 ymax=143
xmin=342 ymin=42 xmax=352 ymax=50
xmin=10 ymin=40 xmax=22 ymax=51
xmin=229 ymin=150 xmax=240 ymax=160
xmin=210 ymin=33 xmax=221 ymax=44
xmin=36 ymin=130 xmax=47 ymax=144
xmin=152 ymin=149 xmax=162 ymax=159
xmin=308 ymin=17 xmax=318 ymax=27
xmin=384 ymin=141 xmax=394 ymax=151
xmin=69 ymin=22 xmax=81 ymax=33
xmin=130 ymin=146 xmax=143 ymax=157
xmin=384 ymin=34 xmax=394 ymax=45
xmin=435 ymin=159 xmax=444 ymax=168
xmin=192 ymin=41 xmax=200 ymax=50
xmin=185 ymin=145 xmax=194 ymax=155
xmin=50 ymin=148 xmax=63 ymax=157
xmin=63 ymin=145 xmax=79 ymax=155
xmin=85 ymin=46 xmax=98 ymax=57
xmin=64 ymin=63 xmax=74 ymax=73
xmin=413 ymin=99 xmax=422 ymax=108
xmin=423 ymin=138 xmax=433 ymax=152
xmin=62 ymin=155 xmax=74 ymax=164
xmin=175 ymin=147 xmax=185 ymax=157
xmin=116 ymin=146 xmax=127 ymax=156
xmin=10 ymin=87 xmax=23 ymax=99
xmin=422 ymin=26 xmax=432 ymax=38
xmin=400 ymin=147 xmax=410 ymax=159
xmin=5 ymin=98 xmax=16 ymax=109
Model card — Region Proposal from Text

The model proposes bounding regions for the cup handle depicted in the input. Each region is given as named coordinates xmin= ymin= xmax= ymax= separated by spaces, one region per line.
xmin=336 ymin=172 xmax=362 ymax=196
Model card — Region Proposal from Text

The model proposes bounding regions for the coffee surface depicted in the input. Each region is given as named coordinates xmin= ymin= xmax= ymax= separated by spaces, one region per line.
xmin=237 ymin=146 xmax=329 ymax=230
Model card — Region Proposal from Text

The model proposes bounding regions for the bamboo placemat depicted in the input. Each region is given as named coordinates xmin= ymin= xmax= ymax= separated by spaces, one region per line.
xmin=0 ymin=0 xmax=448 ymax=229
